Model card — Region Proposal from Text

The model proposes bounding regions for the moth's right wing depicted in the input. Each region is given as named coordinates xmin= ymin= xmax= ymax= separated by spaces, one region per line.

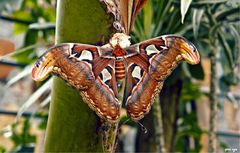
xmin=124 ymin=36 xmax=200 ymax=121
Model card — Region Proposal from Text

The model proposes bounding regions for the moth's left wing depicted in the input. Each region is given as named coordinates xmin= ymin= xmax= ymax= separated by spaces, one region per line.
xmin=124 ymin=36 xmax=200 ymax=121
xmin=32 ymin=43 xmax=120 ymax=123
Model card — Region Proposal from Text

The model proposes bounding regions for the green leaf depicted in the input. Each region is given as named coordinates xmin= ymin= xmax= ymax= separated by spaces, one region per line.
xmin=180 ymin=82 xmax=202 ymax=102
xmin=219 ymin=76 xmax=230 ymax=92
xmin=21 ymin=0 xmax=38 ymax=10
xmin=165 ymin=66 xmax=182 ymax=86
xmin=221 ymin=72 xmax=238 ymax=86
xmin=133 ymin=16 xmax=146 ymax=41
xmin=29 ymin=22 xmax=55 ymax=30
xmin=143 ymin=0 xmax=153 ymax=38
xmin=192 ymin=9 xmax=204 ymax=38
xmin=153 ymin=1 xmax=173 ymax=36
xmin=42 ymin=7 xmax=56 ymax=22
xmin=219 ymin=72 xmax=239 ymax=94
xmin=181 ymin=0 xmax=192 ymax=23
xmin=171 ymin=9 xmax=184 ymax=33
xmin=12 ymin=9 xmax=34 ymax=21
xmin=38 ymin=117 xmax=48 ymax=130
xmin=0 ymin=145 xmax=6 ymax=152
xmin=192 ymin=0 xmax=229 ymax=4
xmin=13 ymin=23 xmax=28 ymax=34
xmin=217 ymin=29 xmax=234 ymax=70
xmin=182 ymin=62 xmax=191 ymax=78
xmin=187 ymin=63 xmax=205 ymax=80
xmin=13 ymin=49 xmax=35 ymax=64
xmin=216 ymin=7 xmax=240 ymax=22
xmin=24 ymin=29 xmax=38 ymax=46
xmin=229 ymin=25 xmax=240 ymax=64
xmin=0 ymin=0 xmax=23 ymax=13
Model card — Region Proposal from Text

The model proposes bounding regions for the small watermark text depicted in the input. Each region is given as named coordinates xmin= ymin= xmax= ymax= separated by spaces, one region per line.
xmin=224 ymin=148 xmax=238 ymax=153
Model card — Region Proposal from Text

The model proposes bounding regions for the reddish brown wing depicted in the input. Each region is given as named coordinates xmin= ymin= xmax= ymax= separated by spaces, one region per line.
xmin=124 ymin=36 xmax=166 ymax=121
xmin=32 ymin=43 xmax=120 ymax=123
xmin=124 ymin=35 xmax=200 ymax=121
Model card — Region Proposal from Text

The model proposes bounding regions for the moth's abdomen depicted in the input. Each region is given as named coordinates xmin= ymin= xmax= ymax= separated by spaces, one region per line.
xmin=115 ymin=60 xmax=125 ymax=81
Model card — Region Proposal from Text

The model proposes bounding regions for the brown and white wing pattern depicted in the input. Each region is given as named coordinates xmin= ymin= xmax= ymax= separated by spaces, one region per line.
xmin=32 ymin=43 xmax=120 ymax=123
xmin=124 ymin=35 xmax=200 ymax=121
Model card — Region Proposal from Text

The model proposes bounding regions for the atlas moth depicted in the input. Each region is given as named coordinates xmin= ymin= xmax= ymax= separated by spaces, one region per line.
xmin=32 ymin=0 xmax=200 ymax=123
xmin=32 ymin=32 xmax=200 ymax=123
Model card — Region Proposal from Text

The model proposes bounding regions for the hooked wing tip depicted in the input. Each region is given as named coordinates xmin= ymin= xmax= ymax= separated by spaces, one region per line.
xmin=32 ymin=64 xmax=53 ymax=81
xmin=32 ymin=52 xmax=55 ymax=81
xmin=166 ymin=35 xmax=200 ymax=65
xmin=181 ymin=48 xmax=200 ymax=65
xmin=31 ymin=46 xmax=60 ymax=81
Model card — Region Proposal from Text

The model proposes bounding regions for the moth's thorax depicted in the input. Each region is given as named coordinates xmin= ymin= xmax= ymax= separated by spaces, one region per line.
xmin=112 ymin=45 xmax=127 ymax=57
xmin=109 ymin=33 xmax=131 ymax=48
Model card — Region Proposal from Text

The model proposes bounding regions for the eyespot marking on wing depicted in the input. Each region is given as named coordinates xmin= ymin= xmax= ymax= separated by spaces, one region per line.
xmin=78 ymin=50 xmax=93 ymax=61
xmin=132 ymin=65 xmax=142 ymax=80
xmin=101 ymin=68 xmax=112 ymax=83
xmin=146 ymin=45 xmax=159 ymax=56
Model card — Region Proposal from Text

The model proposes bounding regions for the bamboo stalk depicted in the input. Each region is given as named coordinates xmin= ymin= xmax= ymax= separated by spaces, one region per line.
xmin=43 ymin=0 xmax=116 ymax=152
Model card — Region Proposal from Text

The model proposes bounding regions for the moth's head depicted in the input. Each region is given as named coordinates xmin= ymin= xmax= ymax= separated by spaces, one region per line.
xmin=110 ymin=33 xmax=131 ymax=48
xmin=32 ymin=48 xmax=57 ymax=81
xmin=166 ymin=36 xmax=200 ymax=65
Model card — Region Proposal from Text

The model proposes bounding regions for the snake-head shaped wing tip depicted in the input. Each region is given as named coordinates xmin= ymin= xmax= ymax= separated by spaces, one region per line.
xmin=32 ymin=64 xmax=53 ymax=81
xmin=32 ymin=44 xmax=72 ymax=81
xmin=32 ymin=54 xmax=54 ymax=81
xmin=32 ymin=48 xmax=58 ymax=81
xmin=166 ymin=36 xmax=200 ymax=65
xmin=180 ymin=39 xmax=200 ymax=65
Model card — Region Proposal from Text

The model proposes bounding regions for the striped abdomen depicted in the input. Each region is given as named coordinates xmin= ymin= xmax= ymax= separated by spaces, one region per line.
xmin=115 ymin=59 xmax=125 ymax=81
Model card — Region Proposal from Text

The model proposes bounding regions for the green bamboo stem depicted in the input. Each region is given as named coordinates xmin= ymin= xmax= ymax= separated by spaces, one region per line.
xmin=43 ymin=0 xmax=116 ymax=152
